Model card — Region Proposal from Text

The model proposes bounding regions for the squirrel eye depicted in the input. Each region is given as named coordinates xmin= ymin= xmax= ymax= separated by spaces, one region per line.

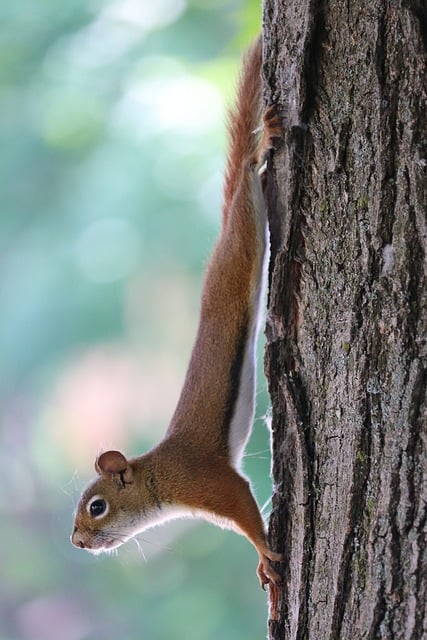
xmin=87 ymin=497 xmax=108 ymax=518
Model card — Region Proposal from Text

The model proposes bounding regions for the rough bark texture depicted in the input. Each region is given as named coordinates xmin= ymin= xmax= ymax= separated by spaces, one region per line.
xmin=262 ymin=1 xmax=426 ymax=638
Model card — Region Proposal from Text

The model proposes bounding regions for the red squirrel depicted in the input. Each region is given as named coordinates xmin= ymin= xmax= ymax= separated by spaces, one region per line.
xmin=71 ymin=38 xmax=283 ymax=589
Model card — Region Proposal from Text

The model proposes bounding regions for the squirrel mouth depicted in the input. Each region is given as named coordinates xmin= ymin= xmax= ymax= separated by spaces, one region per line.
xmin=71 ymin=532 xmax=124 ymax=554
xmin=87 ymin=540 xmax=118 ymax=555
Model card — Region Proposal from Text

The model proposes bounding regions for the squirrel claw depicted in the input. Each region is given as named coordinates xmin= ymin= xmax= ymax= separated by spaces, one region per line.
xmin=263 ymin=105 xmax=284 ymax=143
xmin=257 ymin=553 xmax=283 ymax=589
xmin=257 ymin=105 xmax=283 ymax=165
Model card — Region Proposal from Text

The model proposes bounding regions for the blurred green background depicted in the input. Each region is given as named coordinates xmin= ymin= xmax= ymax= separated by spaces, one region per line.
xmin=0 ymin=1 xmax=274 ymax=638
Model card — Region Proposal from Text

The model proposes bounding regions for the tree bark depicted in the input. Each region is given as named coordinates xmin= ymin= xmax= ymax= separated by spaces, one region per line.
xmin=262 ymin=1 xmax=426 ymax=638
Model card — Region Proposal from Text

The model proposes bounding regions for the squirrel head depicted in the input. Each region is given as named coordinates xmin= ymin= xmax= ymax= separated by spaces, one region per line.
xmin=71 ymin=450 xmax=154 ymax=553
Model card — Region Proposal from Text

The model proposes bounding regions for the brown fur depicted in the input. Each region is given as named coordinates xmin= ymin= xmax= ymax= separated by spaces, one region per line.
xmin=71 ymin=39 xmax=283 ymax=589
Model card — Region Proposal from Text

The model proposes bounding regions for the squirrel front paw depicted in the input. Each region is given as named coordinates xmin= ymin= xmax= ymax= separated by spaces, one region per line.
xmin=256 ymin=549 xmax=283 ymax=589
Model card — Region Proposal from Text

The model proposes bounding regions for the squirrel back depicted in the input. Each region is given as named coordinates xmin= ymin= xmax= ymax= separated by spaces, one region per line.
xmin=164 ymin=36 xmax=265 ymax=464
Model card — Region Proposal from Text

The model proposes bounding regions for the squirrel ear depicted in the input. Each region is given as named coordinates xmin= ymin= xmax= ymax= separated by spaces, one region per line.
xmin=95 ymin=450 xmax=132 ymax=482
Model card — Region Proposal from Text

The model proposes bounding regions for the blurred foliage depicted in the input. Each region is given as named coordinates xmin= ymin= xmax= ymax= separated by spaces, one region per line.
xmin=0 ymin=1 xmax=274 ymax=639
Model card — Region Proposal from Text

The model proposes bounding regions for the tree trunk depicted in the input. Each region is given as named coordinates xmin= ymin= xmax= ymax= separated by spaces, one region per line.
xmin=262 ymin=1 xmax=426 ymax=638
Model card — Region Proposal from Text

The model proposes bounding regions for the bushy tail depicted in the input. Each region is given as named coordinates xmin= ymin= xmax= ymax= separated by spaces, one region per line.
xmin=222 ymin=37 xmax=263 ymax=215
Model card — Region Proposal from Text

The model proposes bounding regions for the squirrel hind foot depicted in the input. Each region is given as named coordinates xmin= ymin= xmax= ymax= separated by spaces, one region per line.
xmin=263 ymin=105 xmax=284 ymax=142
xmin=256 ymin=105 xmax=284 ymax=168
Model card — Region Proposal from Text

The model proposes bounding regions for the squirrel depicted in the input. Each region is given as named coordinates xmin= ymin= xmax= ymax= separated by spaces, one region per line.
xmin=71 ymin=37 xmax=283 ymax=589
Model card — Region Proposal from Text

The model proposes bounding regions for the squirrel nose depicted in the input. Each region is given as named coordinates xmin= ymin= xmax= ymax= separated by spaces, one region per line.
xmin=71 ymin=527 xmax=87 ymax=549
